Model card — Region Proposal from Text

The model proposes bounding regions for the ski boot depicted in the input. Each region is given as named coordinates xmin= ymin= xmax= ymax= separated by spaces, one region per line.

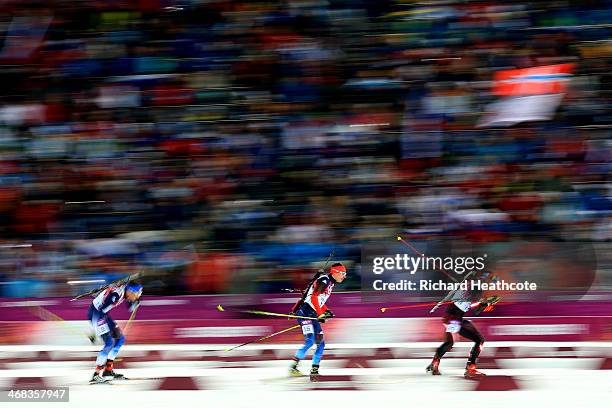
xmin=90 ymin=372 xmax=110 ymax=384
xmin=309 ymin=365 xmax=320 ymax=382
xmin=289 ymin=358 xmax=303 ymax=377
xmin=102 ymin=369 xmax=126 ymax=380
xmin=426 ymin=358 xmax=441 ymax=375
xmin=464 ymin=363 xmax=486 ymax=378
xmin=289 ymin=367 xmax=303 ymax=377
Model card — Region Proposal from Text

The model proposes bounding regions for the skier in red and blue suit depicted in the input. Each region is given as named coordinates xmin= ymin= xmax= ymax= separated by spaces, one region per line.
xmin=289 ymin=262 xmax=346 ymax=380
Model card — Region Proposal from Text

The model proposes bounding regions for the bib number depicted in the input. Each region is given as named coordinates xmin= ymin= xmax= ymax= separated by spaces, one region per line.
xmin=94 ymin=318 xmax=110 ymax=335
xmin=445 ymin=320 xmax=461 ymax=333
xmin=301 ymin=322 xmax=314 ymax=335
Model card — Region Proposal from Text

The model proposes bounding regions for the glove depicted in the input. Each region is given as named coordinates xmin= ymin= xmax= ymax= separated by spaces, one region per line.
xmin=484 ymin=296 xmax=500 ymax=312
xmin=323 ymin=310 xmax=335 ymax=319
xmin=484 ymin=295 xmax=500 ymax=306
xmin=317 ymin=310 xmax=334 ymax=323
xmin=473 ymin=296 xmax=500 ymax=314
xmin=128 ymin=300 xmax=141 ymax=312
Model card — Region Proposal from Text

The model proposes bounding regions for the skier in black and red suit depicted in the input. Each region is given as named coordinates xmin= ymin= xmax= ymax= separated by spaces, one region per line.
xmin=426 ymin=273 xmax=499 ymax=378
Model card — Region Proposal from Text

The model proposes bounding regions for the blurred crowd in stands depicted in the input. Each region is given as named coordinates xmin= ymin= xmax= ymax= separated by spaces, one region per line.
xmin=0 ymin=0 xmax=609 ymax=297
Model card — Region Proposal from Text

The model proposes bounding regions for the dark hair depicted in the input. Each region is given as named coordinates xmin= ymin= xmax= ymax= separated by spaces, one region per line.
xmin=331 ymin=262 xmax=343 ymax=268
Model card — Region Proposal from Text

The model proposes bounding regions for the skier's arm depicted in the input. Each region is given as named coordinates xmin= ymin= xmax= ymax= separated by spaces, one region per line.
xmin=99 ymin=292 xmax=120 ymax=313
xmin=310 ymin=277 xmax=330 ymax=316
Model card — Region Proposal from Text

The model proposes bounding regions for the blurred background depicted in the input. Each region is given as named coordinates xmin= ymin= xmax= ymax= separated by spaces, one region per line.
xmin=0 ymin=0 xmax=609 ymax=299
xmin=0 ymin=1 xmax=610 ymax=399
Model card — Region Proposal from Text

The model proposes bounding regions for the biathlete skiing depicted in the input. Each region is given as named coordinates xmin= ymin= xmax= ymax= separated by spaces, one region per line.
xmin=289 ymin=262 xmax=347 ymax=380
xmin=427 ymin=273 xmax=499 ymax=378
xmin=87 ymin=279 xmax=142 ymax=383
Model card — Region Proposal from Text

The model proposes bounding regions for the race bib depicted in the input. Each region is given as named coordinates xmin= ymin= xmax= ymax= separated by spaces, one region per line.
xmin=301 ymin=322 xmax=314 ymax=335
xmin=95 ymin=318 xmax=110 ymax=336
xmin=445 ymin=320 xmax=461 ymax=333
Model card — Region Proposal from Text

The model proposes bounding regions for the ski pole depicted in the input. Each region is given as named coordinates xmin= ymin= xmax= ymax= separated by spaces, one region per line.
xmin=28 ymin=306 xmax=96 ymax=343
xmin=123 ymin=304 xmax=140 ymax=335
xmin=216 ymin=305 xmax=319 ymax=321
xmin=380 ymin=301 xmax=450 ymax=313
xmin=225 ymin=324 xmax=301 ymax=352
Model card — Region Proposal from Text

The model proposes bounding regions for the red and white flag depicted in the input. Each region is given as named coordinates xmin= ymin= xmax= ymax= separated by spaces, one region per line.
xmin=479 ymin=63 xmax=576 ymax=127
xmin=493 ymin=63 xmax=575 ymax=96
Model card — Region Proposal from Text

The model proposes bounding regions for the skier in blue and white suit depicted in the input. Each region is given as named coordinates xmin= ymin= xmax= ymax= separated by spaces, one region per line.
xmin=87 ymin=280 xmax=142 ymax=383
